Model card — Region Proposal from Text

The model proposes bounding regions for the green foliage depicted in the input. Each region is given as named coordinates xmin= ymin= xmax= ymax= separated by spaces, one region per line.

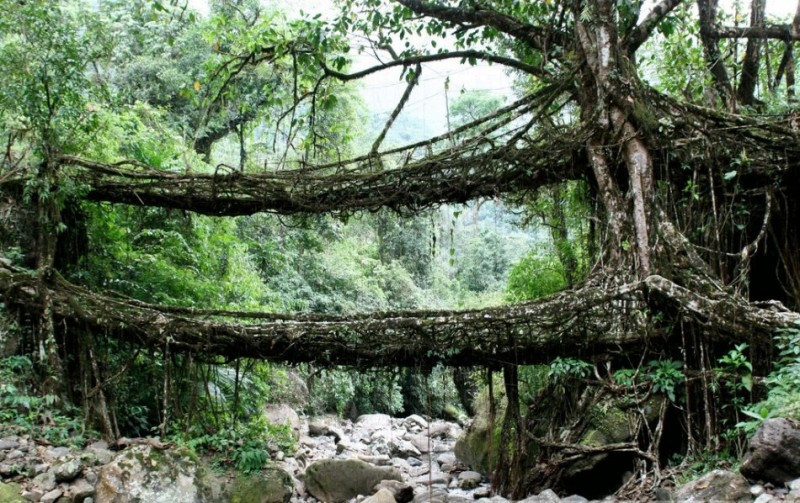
xmin=450 ymin=90 xmax=504 ymax=128
xmin=611 ymin=359 xmax=685 ymax=402
xmin=459 ymin=228 xmax=510 ymax=293
xmin=0 ymin=356 xmax=87 ymax=447
xmin=506 ymin=251 xmax=567 ymax=301
xmin=180 ymin=415 xmax=294 ymax=474
xmin=645 ymin=359 xmax=684 ymax=402
xmin=737 ymin=326 xmax=800 ymax=433
xmin=548 ymin=357 xmax=593 ymax=383
xmin=0 ymin=0 xmax=108 ymax=157
xmin=309 ymin=369 xmax=405 ymax=417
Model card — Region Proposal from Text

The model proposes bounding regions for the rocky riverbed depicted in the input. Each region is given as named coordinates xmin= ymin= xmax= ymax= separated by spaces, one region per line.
xmin=1 ymin=413 xmax=800 ymax=502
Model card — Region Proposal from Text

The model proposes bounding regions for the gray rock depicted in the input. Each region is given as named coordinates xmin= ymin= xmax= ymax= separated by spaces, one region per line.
xmin=358 ymin=454 xmax=391 ymax=466
xmin=751 ymin=484 xmax=766 ymax=496
xmin=85 ymin=445 xmax=113 ymax=466
xmin=458 ymin=471 xmax=482 ymax=489
xmin=790 ymin=478 xmax=800 ymax=492
xmin=42 ymin=447 xmax=69 ymax=462
xmin=6 ymin=450 xmax=24 ymax=460
xmin=40 ymin=489 xmax=62 ymax=503
xmin=405 ymin=415 xmax=429 ymax=430
xmin=67 ymin=478 xmax=95 ymax=501
xmin=406 ymin=434 xmax=431 ymax=454
xmin=264 ymin=404 xmax=302 ymax=437
xmin=412 ymin=467 xmax=449 ymax=486
xmin=561 ymin=496 xmax=589 ymax=503
xmin=741 ymin=418 xmax=800 ymax=484
xmin=364 ymin=488 xmax=398 ymax=503
xmin=0 ymin=462 xmax=20 ymax=477
xmin=754 ymin=494 xmax=775 ymax=503
xmin=518 ymin=489 xmax=560 ymax=503
xmin=21 ymin=488 xmax=43 ymax=502
xmin=0 ymin=438 xmax=19 ymax=450
xmin=429 ymin=422 xmax=456 ymax=440
xmin=475 ymin=497 xmax=509 ymax=503
xmin=356 ymin=414 xmax=394 ymax=432
xmin=54 ymin=458 xmax=82 ymax=482
xmin=32 ymin=471 xmax=57 ymax=492
xmin=390 ymin=458 xmax=411 ymax=474
xmin=436 ymin=453 xmax=456 ymax=467
xmin=373 ymin=480 xmax=413 ymax=503
xmin=303 ymin=458 xmax=402 ymax=503
xmin=674 ymin=469 xmax=751 ymax=503
xmin=390 ymin=439 xmax=421 ymax=458
xmin=413 ymin=487 xmax=448 ymax=503
xmin=308 ymin=417 xmax=344 ymax=443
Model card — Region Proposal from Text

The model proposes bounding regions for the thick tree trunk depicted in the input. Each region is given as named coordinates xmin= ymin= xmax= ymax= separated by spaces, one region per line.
xmin=34 ymin=161 xmax=64 ymax=397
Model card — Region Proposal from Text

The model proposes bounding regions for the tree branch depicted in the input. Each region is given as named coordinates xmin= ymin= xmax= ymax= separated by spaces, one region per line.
xmin=322 ymin=50 xmax=547 ymax=81
xmin=715 ymin=24 xmax=800 ymax=41
xmin=393 ymin=0 xmax=565 ymax=52
xmin=737 ymin=0 xmax=767 ymax=106
xmin=625 ymin=0 xmax=686 ymax=54
xmin=697 ymin=0 xmax=734 ymax=106
xmin=371 ymin=63 xmax=422 ymax=156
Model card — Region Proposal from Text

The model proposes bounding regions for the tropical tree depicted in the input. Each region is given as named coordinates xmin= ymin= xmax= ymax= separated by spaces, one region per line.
xmin=2 ymin=0 xmax=800 ymax=495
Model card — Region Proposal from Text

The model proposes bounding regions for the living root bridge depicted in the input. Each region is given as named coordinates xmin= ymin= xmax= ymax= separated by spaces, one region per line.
xmin=1 ymin=259 xmax=797 ymax=368
xmin=60 ymin=141 xmax=586 ymax=216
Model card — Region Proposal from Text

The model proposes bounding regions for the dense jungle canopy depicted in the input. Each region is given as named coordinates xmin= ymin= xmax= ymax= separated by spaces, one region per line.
xmin=1 ymin=0 xmax=800 ymax=497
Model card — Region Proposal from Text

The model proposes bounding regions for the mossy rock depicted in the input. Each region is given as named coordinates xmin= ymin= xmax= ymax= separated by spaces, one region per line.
xmin=227 ymin=469 xmax=293 ymax=503
xmin=0 ymin=482 xmax=24 ymax=503
xmin=303 ymin=459 xmax=401 ymax=503
xmin=454 ymin=381 xmax=507 ymax=474
xmin=97 ymin=445 xmax=223 ymax=502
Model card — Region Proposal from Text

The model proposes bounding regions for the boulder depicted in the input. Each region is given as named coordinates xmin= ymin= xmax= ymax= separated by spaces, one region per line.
xmin=454 ymin=384 xmax=507 ymax=474
xmin=308 ymin=416 xmax=344 ymax=443
xmin=96 ymin=445 xmax=292 ymax=503
xmin=458 ymin=471 xmax=482 ymax=489
xmin=32 ymin=471 xmax=57 ymax=492
xmin=303 ymin=459 xmax=402 ymax=503
xmin=356 ymin=414 xmax=394 ymax=432
xmin=406 ymin=434 xmax=431 ymax=454
xmin=66 ymin=478 xmax=96 ymax=501
xmin=518 ymin=489 xmax=560 ymax=503
xmin=674 ymin=469 xmax=751 ymax=503
xmin=226 ymin=470 xmax=293 ymax=503
xmin=364 ymin=488 xmax=398 ymax=503
xmin=40 ymin=488 xmax=63 ymax=503
xmin=85 ymin=442 xmax=114 ymax=466
xmin=741 ymin=418 xmax=800 ymax=484
xmin=374 ymin=480 xmax=414 ymax=503
xmin=413 ymin=486 xmax=448 ymax=503
xmin=429 ymin=422 xmax=457 ymax=440
xmin=404 ymin=415 xmax=429 ymax=430
xmin=96 ymin=445 xmax=211 ymax=502
xmin=264 ymin=404 xmax=302 ymax=437
xmin=54 ymin=458 xmax=83 ymax=482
